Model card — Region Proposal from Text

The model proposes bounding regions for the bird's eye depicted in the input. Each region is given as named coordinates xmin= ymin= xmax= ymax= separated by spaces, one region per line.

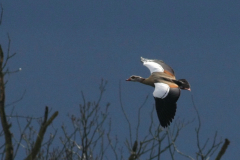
xmin=131 ymin=76 xmax=135 ymax=79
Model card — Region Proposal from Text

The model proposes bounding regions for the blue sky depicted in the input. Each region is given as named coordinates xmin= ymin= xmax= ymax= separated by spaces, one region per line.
xmin=1 ymin=1 xmax=240 ymax=159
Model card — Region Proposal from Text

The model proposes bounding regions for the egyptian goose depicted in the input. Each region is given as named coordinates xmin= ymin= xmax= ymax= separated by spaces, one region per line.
xmin=126 ymin=57 xmax=190 ymax=128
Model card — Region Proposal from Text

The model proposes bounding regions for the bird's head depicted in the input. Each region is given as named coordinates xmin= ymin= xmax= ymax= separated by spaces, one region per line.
xmin=126 ymin=75 xmax=145 ymax=82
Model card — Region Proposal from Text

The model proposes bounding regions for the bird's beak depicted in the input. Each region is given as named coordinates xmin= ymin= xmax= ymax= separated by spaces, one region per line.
xmin=126 ymin=78 xmax=131 ymax=81
xmin=187 ymin=88 xmax=191 ymax=91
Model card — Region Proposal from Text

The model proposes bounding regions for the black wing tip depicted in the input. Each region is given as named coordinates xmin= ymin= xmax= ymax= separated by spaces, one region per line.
xmin=154 ymin=97 xmax=177 ymax=128
xmin=160 ymin=117 xmax=174 ymax=128
xmin=161 ymin=124 xmax=170 ymax=128
xmin=159 ymin=112 xmax=175 ymax=128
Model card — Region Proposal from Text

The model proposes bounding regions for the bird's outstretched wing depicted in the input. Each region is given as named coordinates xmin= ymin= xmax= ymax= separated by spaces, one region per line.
xmin=153 ymin=83 xmax=180 ymax=128
xmin=141 ymin=57 xmax=175 ymax=78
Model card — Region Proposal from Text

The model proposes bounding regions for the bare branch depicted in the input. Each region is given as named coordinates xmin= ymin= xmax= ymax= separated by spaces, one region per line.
xmin=24 ymin=106 xmax=58 ymax=160
xmin=107 ymin=119 xmax=119 ymax=160
xmin=1 ymin=34 xmax=19 ymax=75
xmin=0 ymin=45 xmax=14 ymax=160
xmin=172 ymin=141 xmax=195 ymax=160
xmin=128 ymin=141 xmax=138 ymax=160
xmin=215 ymin=139 xmax=230 ymax=160
xmin=13 ymin=115 xmax=32 ymax=158
xmin=55 ymin=80 xmax=110 ymax=159
xmin=42 ymin=106 xmax=49 ymax=125
xmin=5 ymin=90 xmax=26 ymax=107
xmin=119 ymin=80 xmax=133 ymax=149
xmin=191 ymin=94 xmax=224 ymax=160
xmin=136 ymin=95 xmax=149 ymax=141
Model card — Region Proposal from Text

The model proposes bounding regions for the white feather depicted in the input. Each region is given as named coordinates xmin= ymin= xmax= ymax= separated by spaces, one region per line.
xmin=153 ymin=83 xmax=170 ymax=99
xmin=143 ymin=61 xmax=164 ymax=73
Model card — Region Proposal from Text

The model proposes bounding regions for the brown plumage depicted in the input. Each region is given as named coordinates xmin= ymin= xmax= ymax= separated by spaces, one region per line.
xmin=126 ymin=57 xmax=191 ymax=128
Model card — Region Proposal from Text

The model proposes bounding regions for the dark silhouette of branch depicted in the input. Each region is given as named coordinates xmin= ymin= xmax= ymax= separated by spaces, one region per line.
xmin=42 ymin=106 xmax=48 ymax=125
xmin=215 ymin=139 xmax=230 ymax=160
xmin=107 ymin=118 xmax=120 ymax=160
xmin=191 ymin=94 xmax=224 ymax=160
xmin=167 ymin=118 xmax=194 ymax=160
xmin=5 ymin=90 xmax=26 ymax=107
xmin=13 ymin=114 xmax=32 ymax=159
xmin=136 ymin=95 xmax=149 ymax=141
xmin=24 ymin=106 xmax=58 ymax=160
xmin=54 ymin=80 xmax=110 ymax=159
xmin=119 ymin=81 xmax=133 ymax=150
xmin=2 ymin=34 xmax=17 ymax=73
xmin=0 ymin=45 xmax=14 ymax=160
xmin=128 ymin=141 xmax=138 ymax=160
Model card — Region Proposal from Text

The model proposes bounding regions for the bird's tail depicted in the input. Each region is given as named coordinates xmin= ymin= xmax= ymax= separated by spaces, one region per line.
xmin=173 ymin=79 xmax=191 ymax=91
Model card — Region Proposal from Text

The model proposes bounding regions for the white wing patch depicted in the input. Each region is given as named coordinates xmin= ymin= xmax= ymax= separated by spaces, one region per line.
xmin=143 ymin=61 xmax=164 ymax=73
xmin=153 ymin=83 xmax=170 ymax=99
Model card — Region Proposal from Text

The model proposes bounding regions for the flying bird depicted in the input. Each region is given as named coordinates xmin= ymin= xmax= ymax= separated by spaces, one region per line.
xmin=126 ymin=57 xmax=191 ymax=128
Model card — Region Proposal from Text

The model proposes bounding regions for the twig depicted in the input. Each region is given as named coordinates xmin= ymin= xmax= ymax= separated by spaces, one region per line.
xmin=119 ymin=80 xmax=133 ymax=148
xmin=5 ymin=90 xmax=26 ymax=107
xmin=107 ymin=119 xmax=119 ymax=160
xmin=191 ymin=94 xmax=224 ymax=159
xmin=136 ymin=95 xmax=149 ymax=141
xmin=13 ymin=116 xmax=32 ymax=159
xmin=172 ymin=142 xmax=194 ymax=160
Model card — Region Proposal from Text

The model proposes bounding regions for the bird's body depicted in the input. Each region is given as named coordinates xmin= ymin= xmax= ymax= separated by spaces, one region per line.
xmin=126 ymin=57 xmax=190 ymax=128
xmin=142 ymin=72 xmax=178 ymax=87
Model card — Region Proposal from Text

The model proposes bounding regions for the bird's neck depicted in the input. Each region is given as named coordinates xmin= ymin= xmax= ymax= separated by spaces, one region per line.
xmin=140 ymin=78 xmax=145 ymax=83
xmin=141 ymin=78 xmax=154 ymax=87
